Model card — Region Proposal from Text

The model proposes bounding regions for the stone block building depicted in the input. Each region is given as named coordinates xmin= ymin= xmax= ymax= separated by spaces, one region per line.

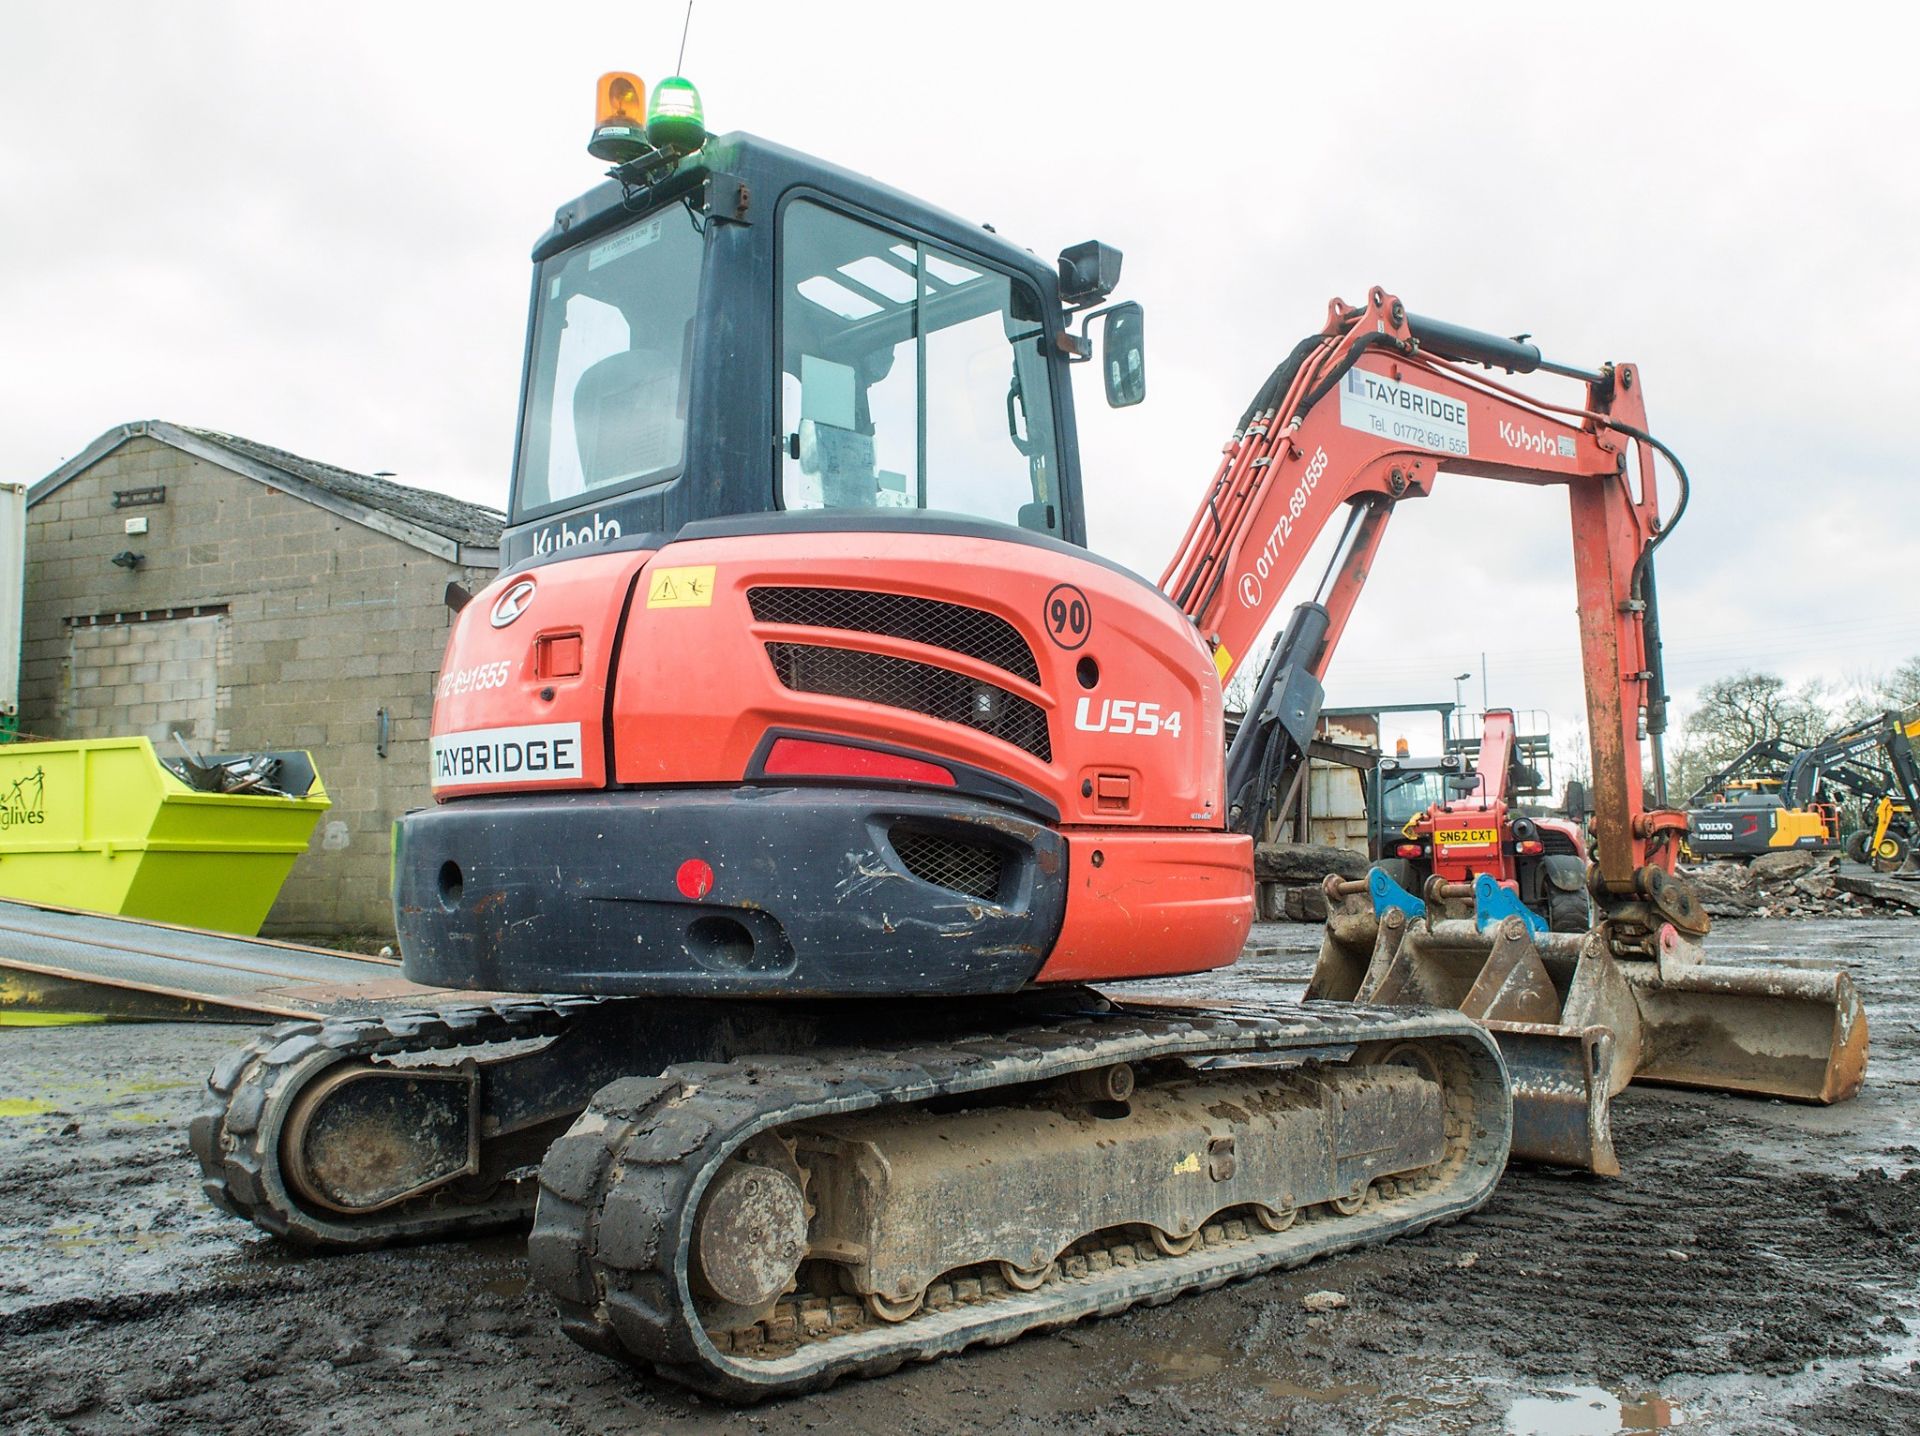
xmin=21 ymin=421 xmax=501 ymax=937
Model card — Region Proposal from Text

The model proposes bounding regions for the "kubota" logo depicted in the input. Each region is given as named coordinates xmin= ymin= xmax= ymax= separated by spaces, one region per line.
xmin=532 ymin=510 xmax=623 ymax=556
xmin=1498 ymin=420 xmax=1576 ymax=459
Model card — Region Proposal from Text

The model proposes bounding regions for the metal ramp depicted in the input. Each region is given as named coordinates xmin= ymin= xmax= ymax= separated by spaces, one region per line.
xmin=0 ymin=899 xmax=472 ymax=1023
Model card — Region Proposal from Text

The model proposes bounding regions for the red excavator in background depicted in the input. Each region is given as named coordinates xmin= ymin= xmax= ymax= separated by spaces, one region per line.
xmin=1371 ymin=708 xmax=1592 ymax=933
xmin=194 ymin=73 xmax=1867 ymax=1400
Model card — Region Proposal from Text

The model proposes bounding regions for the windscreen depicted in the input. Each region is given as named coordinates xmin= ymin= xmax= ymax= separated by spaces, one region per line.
xmin=778 ymin=201 xmax=1062 ymax=533
xmin=514 ymin=209 xmax=704 ymax=516
xmin=1380 ymin=769 xmax=1450 ymax=830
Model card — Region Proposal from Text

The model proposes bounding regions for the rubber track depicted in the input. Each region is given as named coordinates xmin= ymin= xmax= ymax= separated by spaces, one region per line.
xmin=190 ymin=995 xmax=601 ymax=1247
xmin=527 ymin=999 xmax=1511 ymax=1401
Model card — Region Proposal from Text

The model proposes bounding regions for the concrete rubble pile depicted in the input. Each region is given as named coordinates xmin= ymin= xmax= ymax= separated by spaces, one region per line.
xmin=1683 ymin=850 xmax=1920 ymax=920
xmin=1255 ymin=843 xmax=1920 ymax=923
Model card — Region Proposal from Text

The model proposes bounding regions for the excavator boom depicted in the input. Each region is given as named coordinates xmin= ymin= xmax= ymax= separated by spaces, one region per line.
xmin=1172 ymin=288 xmax=1683 ymax=899
xmin=1202 ymin=294 xmax=1873 ymax=1171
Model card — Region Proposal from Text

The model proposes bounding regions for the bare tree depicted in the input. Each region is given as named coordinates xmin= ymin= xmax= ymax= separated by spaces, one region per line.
xmin=1222 ymin=665 xmax=1262 ymax=719
xmin=1880 ymin=654 xmax=1920 ymax=714
xmin=1671 ymin=669 xmax=1827 ymax=801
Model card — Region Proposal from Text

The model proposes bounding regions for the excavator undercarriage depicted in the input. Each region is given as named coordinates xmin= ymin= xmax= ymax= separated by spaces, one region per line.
xmin=194 ymin=991 xmax=1507 ymax=1399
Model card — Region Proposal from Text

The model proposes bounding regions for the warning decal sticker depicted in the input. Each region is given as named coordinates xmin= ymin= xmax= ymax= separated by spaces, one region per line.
xmin=646 ymin=565 xmax=717 ymax=609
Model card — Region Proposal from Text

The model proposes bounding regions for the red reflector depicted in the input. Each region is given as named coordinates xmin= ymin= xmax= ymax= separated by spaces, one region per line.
xmin=763 ymin=737 xmax=956 ymax=787
xmin=676 ymin=858 xmax=714 ymax=900
xmin=1396 ymin=843 xmax=1423 ymax=859
xmin=1517 ymin=840 xmax=1545 ymax=855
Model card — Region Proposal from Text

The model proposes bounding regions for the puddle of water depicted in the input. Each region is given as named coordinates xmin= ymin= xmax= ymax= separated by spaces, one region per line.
xmin=48 ymin=1223 xmax=180 ymax=1255
xmin=1258 ymin=1376 xmax=1378 ymax=1403
xmin=1874 ymin=1306 xmax=1920 ymax=1371
xmin=1506 ymin=1385 xmax=1685 ymax=1435
xmin=1149 ymin=1346 xmax=1380 ymax=1404
xmin=1156 ymin=1350 xmax=1227 ymax=1379
xmin=0 ymin=1074 xmax=199 ymax=1130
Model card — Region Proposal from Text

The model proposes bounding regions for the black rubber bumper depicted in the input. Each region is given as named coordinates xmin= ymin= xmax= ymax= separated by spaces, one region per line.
xmin=394 ymin=787 xmax=1067 ymax=998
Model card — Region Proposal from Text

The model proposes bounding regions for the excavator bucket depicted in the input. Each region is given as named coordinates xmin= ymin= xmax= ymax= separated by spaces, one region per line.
xmin=1310 ymin=875 xmax=1867 ymax=1174
xmin=1625 ymin=961 xmax=1868 ymax=1103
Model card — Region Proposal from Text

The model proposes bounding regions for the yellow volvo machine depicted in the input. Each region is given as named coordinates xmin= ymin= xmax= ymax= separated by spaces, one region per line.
xmin=1687 ymin=712 xmax=1920 ymax=870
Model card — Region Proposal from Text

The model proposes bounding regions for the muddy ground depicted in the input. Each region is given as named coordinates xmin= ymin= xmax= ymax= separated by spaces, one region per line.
xmin=2 ymin=918 xmax=1917 ymax=1435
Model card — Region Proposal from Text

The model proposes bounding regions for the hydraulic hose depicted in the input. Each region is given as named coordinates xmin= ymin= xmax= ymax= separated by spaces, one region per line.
xmin=1608 ymin=419 xmax=1692 ymax=807
xmin=1235 ymin=335 xmax=1330 ymax=435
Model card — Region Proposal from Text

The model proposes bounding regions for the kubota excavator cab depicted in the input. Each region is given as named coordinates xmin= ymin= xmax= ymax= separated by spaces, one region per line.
xmin=394 ymin=129 xmax=1253 ymax=998
xmin=502 ymin=134 xmax=1094 ymax=563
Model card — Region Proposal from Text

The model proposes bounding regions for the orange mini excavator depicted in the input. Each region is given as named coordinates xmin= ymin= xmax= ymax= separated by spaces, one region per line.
xmin=194 ymin=74 xmax=1866 ymax=1399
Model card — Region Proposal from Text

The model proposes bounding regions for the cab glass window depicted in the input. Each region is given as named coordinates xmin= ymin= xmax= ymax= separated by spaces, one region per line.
xmin=779 ymin=201 xmax=1061 ymax=533
xmin=515 ymin=209 xmax=704 ymax=515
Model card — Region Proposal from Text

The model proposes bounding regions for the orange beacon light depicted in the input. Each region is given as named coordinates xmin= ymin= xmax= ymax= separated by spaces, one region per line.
xmin=589 ymin=72 xmax=649 ymax=163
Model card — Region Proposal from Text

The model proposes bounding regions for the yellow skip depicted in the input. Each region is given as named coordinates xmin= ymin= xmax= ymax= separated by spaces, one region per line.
xmin=0 ymin=1012 xmax=108 ymax=1028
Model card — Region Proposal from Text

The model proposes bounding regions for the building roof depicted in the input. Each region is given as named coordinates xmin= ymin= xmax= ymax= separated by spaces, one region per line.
xmin=181 ymin=428 xmax=503 ymax=548
xmin=28 ymin=421 xmax=504 ymax=566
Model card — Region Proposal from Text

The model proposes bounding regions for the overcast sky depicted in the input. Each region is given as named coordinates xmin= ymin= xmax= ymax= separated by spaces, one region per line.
xmin=5 ymin=2 xmax=1916 ymax=757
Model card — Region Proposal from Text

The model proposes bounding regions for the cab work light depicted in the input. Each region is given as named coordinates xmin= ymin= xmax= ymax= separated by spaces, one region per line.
xmin=589 ymin=71 xmax=649 ymax=162
xmin=646 ymin=75 xmax=706 ymax=154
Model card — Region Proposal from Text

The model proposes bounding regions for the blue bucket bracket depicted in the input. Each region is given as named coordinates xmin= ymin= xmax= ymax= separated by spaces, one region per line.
xmin=1368 ymin=867 xmax=1427 ymax=923
xmin=1473 ymin=872 xmax=1548 ymax=938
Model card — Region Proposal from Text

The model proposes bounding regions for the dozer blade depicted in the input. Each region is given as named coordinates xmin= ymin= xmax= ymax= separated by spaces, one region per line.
xmin=1311 ymin=880 xmax=1869 ymax=1174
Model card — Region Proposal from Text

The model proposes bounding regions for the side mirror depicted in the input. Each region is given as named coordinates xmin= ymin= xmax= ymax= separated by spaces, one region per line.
xmin=1100 ymin=302 xmax=1146 ymax=408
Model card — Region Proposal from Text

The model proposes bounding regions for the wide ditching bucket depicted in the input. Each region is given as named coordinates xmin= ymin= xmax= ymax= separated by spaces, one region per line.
xmin=1309 ymin=873 xmax=1867 ymax=1176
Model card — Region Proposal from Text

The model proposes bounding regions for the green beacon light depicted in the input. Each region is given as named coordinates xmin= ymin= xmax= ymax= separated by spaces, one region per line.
xmin=646 ymin=75 xmax=706 ymax=155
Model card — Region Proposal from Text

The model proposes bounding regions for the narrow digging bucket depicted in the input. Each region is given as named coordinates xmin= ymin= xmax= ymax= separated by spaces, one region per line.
xmin=1623 ymin=958 xmax=1868 ymax=1104
xmin=1309 ymin=908 xmax=1629 ymax=1174
xmin=1484 ymin=1020 xmax=1618 ymax=1176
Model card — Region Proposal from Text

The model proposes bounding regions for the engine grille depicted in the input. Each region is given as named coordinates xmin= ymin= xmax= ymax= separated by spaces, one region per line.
xmin=890 ymin=827 xmax=1007 ymax=901
xmin=748 ymin=587 xmax=1041 ymax=685
xmin=764 ymin=642 xmax=1052 ymax=762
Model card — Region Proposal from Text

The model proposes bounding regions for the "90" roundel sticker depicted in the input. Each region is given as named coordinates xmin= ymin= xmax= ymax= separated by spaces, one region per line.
xmin=1044 ymin=583 xmax=1091 ymax=650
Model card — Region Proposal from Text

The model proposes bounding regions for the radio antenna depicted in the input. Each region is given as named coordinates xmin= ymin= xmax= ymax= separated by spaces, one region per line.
xmin=677 ymin=1 xmax=694 ymax=73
